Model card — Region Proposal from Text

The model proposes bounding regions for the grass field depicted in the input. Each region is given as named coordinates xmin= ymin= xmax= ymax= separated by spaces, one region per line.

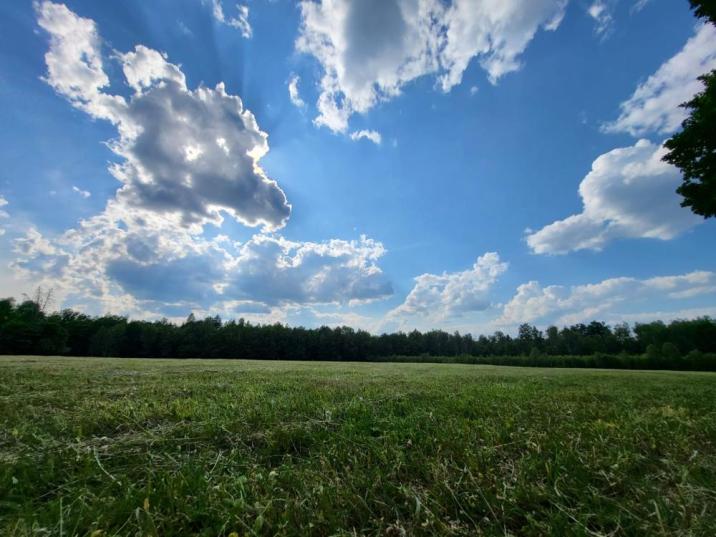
xmin=1 ymin=357 xmax=715 ymax=536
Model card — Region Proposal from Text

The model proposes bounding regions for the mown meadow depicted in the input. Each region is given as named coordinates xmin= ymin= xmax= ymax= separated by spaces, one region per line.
xmin=1 ymin=357 xmax=715 ymax=536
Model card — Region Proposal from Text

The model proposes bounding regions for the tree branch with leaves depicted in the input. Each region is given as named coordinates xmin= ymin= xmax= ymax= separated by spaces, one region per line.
xmin=662 ymin=0 xmax=716 ymax=218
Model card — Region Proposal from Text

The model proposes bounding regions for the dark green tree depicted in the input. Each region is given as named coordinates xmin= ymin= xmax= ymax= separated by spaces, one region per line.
xmin=689 ymin=0 xmax=716 ymax=23
xmin=1 ymin=293 xmax=716 ymax=369
xmin=663 ymin=71 xmax=716 ymax=217
xmin=662 ymin=0 xmax=716 ymax=217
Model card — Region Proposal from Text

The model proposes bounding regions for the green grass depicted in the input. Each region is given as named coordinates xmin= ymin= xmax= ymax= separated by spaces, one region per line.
xmin=1 ymin=357 xmax=715 ymax=536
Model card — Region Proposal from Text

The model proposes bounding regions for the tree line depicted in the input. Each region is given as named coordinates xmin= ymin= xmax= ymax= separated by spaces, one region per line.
xmin=1 ymin=296 xmax=715 ymax=370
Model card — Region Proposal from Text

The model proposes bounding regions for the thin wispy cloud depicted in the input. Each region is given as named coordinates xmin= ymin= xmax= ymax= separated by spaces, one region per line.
xmin=206 ymin=0 xmax=251 ymax=38
xmin=604 ymin=23 xmax=716 ymax=136
xmin=288 ymin=75 xmax=305 ymax=108
xmin=350 ymin=130 xmax=382 ymax=145
xmin=72 ymin=186 xmax=90 ymax=198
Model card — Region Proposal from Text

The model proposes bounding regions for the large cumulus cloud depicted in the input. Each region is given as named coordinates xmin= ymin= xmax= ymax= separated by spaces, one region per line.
xmin=526 ymin=140 xmax=701 ymax=254
xmin=17 ymin=3 xmax=393 ymax=319
xmin=296 ymin=0 xmax=567 ymax=133
xmin=37 ymin=1 xmax=290 ymax=231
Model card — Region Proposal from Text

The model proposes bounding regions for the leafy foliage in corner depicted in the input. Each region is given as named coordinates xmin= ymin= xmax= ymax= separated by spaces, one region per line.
xmin=663 ymin=0 xmax=716 ymax=217
xmin=663 ymin=70 xmax=716 ymax=217
xmin=689 ymin=0 xmax=716 ymax=24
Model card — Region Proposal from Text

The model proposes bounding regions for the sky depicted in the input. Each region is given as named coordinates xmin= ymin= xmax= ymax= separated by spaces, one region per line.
xmin=0 ymin=0 xmax=715 ymax=335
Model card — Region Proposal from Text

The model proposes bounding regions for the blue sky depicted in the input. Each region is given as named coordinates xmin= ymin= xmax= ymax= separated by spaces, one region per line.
xmin=0 ymin=0 xmax=715 ymax=334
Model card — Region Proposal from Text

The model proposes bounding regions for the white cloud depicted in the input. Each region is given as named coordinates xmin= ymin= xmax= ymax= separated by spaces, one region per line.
xmin=588 ymin=1 xmax=613 ymax=36
xmin=22 ymin=3 xmax=394 ymax=318
xmin=12 ymin=206 xmax=392 ymax=316
xmin=603 ymin=306 xmax=716 ymax=325
xmin=72 ymin=186 xmax=91 ymax=199
xmin=0 ymin=196 xmax=8 ymax=236
xmin=530 ymin=23 xmax=714 ymax=255
xmin=37 ymin=2 xmax=290 ymax=231
xmin=286 ymin=307 xmax=380 ymax=332
xmin=500 ymin=271 xmax=716 ymax=327
xmin=119 ymin=45 xmax=186 ymax=92
xmin=438 ymin=0 xmax=568 ymax=88
xmin=206 ymin=0 xmax=252 ymax=38
xmin=224 ymin=234 xmax=392 ymax=306
xmin=113 ymin=48 xmax=291 ymax=230
xmin=587 ymin=1 xmax=655 ymax=41
xmin=36 ymin=1 xmax=124 ymax=121
xmin=13 ymin=227 xmax=70 ymax=278
xmin=387 ymin=252 xmax=507 ymax=325
xmin=288 ymin=75 xmax=306 ymax=107
xmin=349 ymin=129 xmax=382 ymax=145
xmin=526 ymin=139 xmax=701 ymax=254
xmin=296 ymin=0 xmax=568 ymax=133
xmin=177 ymin=21 xmax=193 ymax=37
xmin=604 ymin=23 xmax=716 ymax=136
xmin=632 ymin=0 xmax=650 ymax=13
